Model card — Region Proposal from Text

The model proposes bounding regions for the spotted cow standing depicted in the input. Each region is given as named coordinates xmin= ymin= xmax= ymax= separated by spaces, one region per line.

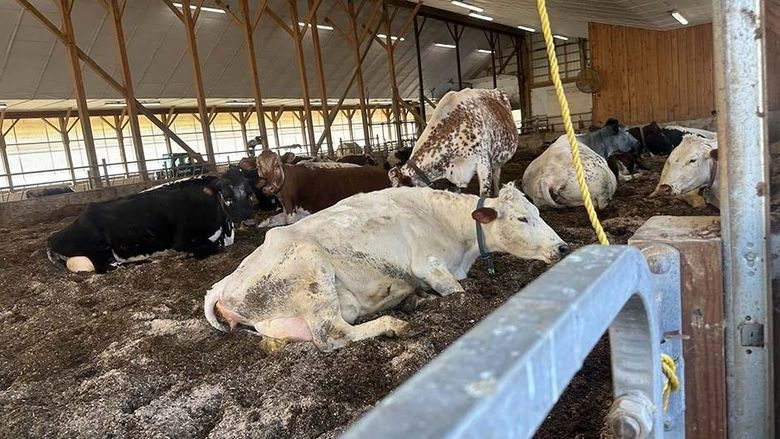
xmin=388 ymin=88 xmax=518 ymax=197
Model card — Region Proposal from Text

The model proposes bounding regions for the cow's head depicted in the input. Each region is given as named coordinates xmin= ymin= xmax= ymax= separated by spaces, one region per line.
xmin=219 ymin=166 xmax=256 ymax=225
xmin=257 ymin=149 xmax=286 ymax=195
xmin=472 ymin=182 xmax=569 ymax=263
xmin=600 ymin=118 xmax=640 ymax=155
xmin=650 ymin=135 xmax=718 ymax=197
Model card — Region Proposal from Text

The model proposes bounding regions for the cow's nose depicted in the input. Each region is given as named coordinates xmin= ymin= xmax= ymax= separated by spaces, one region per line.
xmin=658 ymin=184 xmax=672 ymax=195
xmin=558 ymin=244 xmax=572 ymax=258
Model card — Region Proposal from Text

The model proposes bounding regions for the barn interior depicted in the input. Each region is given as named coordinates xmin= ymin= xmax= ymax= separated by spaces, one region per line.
xmin=0 ymin=0 xmax=778 ymax=437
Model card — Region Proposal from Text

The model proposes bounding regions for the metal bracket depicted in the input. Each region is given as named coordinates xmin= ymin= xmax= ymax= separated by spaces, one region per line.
xmin=739 ymin=322 xmax=765 ymax=347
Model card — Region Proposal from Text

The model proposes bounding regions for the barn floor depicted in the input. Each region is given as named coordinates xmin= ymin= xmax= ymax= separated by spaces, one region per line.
xmin=0 ymin=151 xmax=717 ymax=438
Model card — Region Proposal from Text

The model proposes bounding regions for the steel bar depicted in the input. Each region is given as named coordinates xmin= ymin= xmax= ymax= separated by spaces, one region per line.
xmin=712 ymin=0 xmax=774 ymax=436
xmin=343 ymin=246 xmax=669 ymax=438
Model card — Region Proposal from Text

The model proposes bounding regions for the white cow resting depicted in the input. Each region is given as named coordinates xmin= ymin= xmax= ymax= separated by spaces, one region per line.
xmin=522 ymin=135 xmax=617 ymax=209
xmin=650 ymin=134 xmax=719 ymax=208
xmin=388 ymin=88 xmax=519 ymax=197
xmin=205 ymin=184 xmax=568 ymax=351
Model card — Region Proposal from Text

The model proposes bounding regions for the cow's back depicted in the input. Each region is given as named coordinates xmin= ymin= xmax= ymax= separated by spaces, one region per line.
xmin=280 ymin=165 xmax=391 ymax=214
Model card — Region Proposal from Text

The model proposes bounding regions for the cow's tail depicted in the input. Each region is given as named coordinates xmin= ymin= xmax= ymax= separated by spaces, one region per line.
xmin=539 ymin=177 xmax=565 ymax=208
xmin=204 ymin=283 xmax=229 ymax=332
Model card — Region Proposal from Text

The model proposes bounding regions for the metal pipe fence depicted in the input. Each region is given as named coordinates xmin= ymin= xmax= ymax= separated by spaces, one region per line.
xmin=344 ymin=245 xmax=685 ymax=439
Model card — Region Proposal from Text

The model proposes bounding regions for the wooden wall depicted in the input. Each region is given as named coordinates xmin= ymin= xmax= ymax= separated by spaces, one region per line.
xmin=590 ymin=23 xmax=715 ymax=125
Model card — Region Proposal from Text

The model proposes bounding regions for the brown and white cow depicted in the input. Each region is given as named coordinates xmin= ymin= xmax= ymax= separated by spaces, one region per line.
xmin=257 ymin=149 xmax=391 ymax=226
xmin=388 ymin=88 xmax=518 ymax=197
xmin=204 ymin=184 xmax=568 ymax=352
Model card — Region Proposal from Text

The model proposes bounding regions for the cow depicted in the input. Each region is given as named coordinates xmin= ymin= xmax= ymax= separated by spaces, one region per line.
xmin=388 ymin=88 xmax=518 ymax=197
xmin=580 ymin=118 xmax=640 ymax=158
xmin=280 ymin=152 xmax=315 ymax=165
xmin=607 ymin=152 xmax=651 ymax=182
xmin=236 ymin=158 xmax=280 ymax=213
xmin=522 ymin=135 xmax=617 ymax=209
xmin=337 ymin=154 xmax=378 ymax=166
xmin=25 ymin=185 xmax=74 ymax=198
xmin=384 ymin=147 xmax=413 ymax=170
xmin=256 ymin=149 xmax=391 ymax=226
xmin=204 ymin=183 xmax=569 ymax=352
xmin=649 ymin=135 xmax=719 ymax=208
xmin=47 ymin=173 xmax=253 ymax=274
xmin=629 ymin=122 xmax=716 ymax=155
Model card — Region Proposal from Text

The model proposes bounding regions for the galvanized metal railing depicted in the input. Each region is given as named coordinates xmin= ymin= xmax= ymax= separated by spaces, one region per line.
xmin=343 ymin=245 xmax=685 ymax=439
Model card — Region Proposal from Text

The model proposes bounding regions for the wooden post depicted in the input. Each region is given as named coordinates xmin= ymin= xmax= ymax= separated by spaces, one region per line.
xmin=285 ymin=0 xmax=318 ymax=156
xmin=0 ymin=116 xmax=17 ymax=190
xmin=230 ymin=111 xmax=251 ymax=153
xmin=180 ymin=0 xmax=216 ymax=165
xmin=237 ymin=0 xmax=270 ymax=150
xmin=347 ymin=0 xmax=372 ymax=147
xmin=413 ymin=16 xmax=426 ymax=125
xmin=485 ymin=30 xmax=498 ymax=88
xmin=57 ymin=0 xmax=101 ymax=188
xmin=113 ymin=115 xmax=130 ymax=176
xmin=160 ymin=109 xmax=178 ymax=155
xmin=345 ymin=108 xmax=355 ymax=140
xmin=446 ymin=23 xmax=464 ymax=90
xmin=381 ymin=4 xmax=404 ymax=148
xmin=516 ymin=35 xmax=532 ymax=119
xmin=56 ymin=116 xmax=77 ymax=185
xmin=309 ymin=0 xmax=333 ymax=156
xmin=266 ymin=109 xmax=284 ymax=148
xmin=107 ymin=0 xmax=148 ymax=180
xmin=630 ymin=216 xmax=726 ymax=438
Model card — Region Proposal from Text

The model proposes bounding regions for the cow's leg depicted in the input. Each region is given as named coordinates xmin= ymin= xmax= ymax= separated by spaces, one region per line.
xmin=476 ymin=162 xmax=493 ymax=197
xmin=411 ymin=255 xmax=464 ymax=296
xmin=492 ymin=166 xmax=502 ymax=196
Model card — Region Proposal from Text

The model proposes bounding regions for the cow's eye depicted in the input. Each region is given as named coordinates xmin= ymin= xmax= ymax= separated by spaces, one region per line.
xmin=517 ymin=217 xmax=528 ymax=223
xmin=688 ymin=159 xmax=697 ymax=164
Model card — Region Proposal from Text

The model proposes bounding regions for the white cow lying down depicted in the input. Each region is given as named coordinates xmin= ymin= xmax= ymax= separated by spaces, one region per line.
xmin=522 ymin=135 xmax=617 ymax=209
xmin=650 ymin=134 xmax=719 ymax=208
xmin=205 ymin=184 xmax=568 ymax=351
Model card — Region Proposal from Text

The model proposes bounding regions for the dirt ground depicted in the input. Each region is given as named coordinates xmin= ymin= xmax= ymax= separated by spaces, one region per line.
xmin=0 ymin=149 xmax=717 ymax=439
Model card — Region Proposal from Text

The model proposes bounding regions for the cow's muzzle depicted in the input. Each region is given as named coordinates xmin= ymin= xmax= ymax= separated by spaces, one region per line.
xmin=649 ymin=184 xmax=672 ymax=198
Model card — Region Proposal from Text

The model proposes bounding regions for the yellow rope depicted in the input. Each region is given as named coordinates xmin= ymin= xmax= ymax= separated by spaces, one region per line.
xmin=661 ymin=353 xmax=680 ymax=411
xmin=535 ymin=0 xmax=680 ymax=412
xmin=536 ymin=0 xmax=609 ymax=246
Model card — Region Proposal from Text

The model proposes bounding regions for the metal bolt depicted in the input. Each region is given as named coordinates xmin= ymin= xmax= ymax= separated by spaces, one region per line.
xmin=606 ymin=391 xmax=655 ymax=439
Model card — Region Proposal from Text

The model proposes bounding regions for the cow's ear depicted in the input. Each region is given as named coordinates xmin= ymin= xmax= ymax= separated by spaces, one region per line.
xmin=472 ymin=207 xmax=498 ymax=224
xmin=280 ymin=152 xmax=295 ymax=164
xmin=709 ymin=148 xmax=718 ymax=161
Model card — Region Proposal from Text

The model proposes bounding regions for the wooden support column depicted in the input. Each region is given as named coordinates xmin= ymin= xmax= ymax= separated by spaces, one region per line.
xmin=52 ymin=116 xmax=77 ymax=184
xmin=230 ymin=110 xmax=253 ymax=153
xmin=630 ymin=216 xmax=726 ymax=438
xmin=308 ymin=0 xmax=333 ymax=156
xmin=347 ymin=0 xmax=371 ymax=147
xmin=413 ymin=15 xmax=426 ymax=124
xmin=0 ymin=115 xmax=18 ymax=190
xmin=516 ymin=35 xmax=532 ymax=119
xmin=344 ymin=109 xmax=356 ymax=140
xmin=100 ymin=114 xmax=130 ymax=177
xmin=160 ymin=108 xmax=178 ymax=155
xmin=265 ymin=109 xmax=284 ymax=148
xmin=57 ymin=0 xmax=101 ymax=188
xmin=446 ymin=22 xmax=464 ymax=90
xmin=107 ymin=0 xmax=147 ymax=180
xmin=380 ymin=3 xmax=403 ymax=148
xmin=484 ymin=30 xmax=498 ymax=88
xmin=178 ymin=0 xmax=215 ymax=165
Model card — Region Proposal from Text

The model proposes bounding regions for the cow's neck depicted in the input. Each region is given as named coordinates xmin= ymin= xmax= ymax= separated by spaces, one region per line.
xmin=577 ymin=130 xmax=608 ymax=158
xmin=427 ymin=192 xmax=487 ymax=260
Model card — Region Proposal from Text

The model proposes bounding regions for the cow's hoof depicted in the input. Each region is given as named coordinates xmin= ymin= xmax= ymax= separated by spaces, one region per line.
xmin=66 ymin=256 xmax=95 ymax=273
xmin=385 ymin=321 xmax=411 ymax=338
xmin=260 ymin=337 xmax=288 ymax=354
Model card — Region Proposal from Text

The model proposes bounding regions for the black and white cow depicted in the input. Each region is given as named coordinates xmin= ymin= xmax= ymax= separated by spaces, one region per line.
xmin=628 ymin=122 xmax=716 ymax=155
xmin=47 ymin=173 xmax=253 ymax=273
xmin=25 ymin=185 xmax=75 ymax=198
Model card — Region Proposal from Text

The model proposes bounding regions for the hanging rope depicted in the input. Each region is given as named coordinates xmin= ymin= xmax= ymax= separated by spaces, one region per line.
xmin=535 ymin=0 xmax=609 ymax=246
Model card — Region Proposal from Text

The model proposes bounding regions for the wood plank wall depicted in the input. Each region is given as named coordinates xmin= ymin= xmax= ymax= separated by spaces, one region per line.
xmin=590 ymin=22 xmax=715 ymax=125
xmin=767 ymin=26 xmax=780 ymax=111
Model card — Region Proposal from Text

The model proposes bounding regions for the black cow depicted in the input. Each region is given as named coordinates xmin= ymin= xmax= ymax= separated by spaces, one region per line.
xmin=628 ymin=122 xmax=716 ymax=155
xmin=47 ymin=173 xmax=253 ymax=273
xmin=26 ymin=185 xmax=74 ymax=198
xmin=236 ymin=159 xmax=280 ymax=213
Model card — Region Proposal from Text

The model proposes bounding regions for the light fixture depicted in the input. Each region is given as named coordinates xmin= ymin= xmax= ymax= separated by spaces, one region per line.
xmin=450 ymin=1 xmax=483 ymax=13
xmin=224 ymin=100 xmax=256 ymax=107
xmin=671 ymin=10 xmax=688 ymax=25
xmin=0 ymin=103 xmax=7 ymax=111
xmin=297 ymin=21 xmax=334 ymax=31
xmin=477 ymin=49 xmax=493 ymax=54
xmin=377 ymin=33 xmax=405 ymax=42
xmin=553 ymin=34 xmax=569 ymax=41
xmin=468 ymin=12 xmax=493 ymax=21
xmin=435 ymin=43 xmax=457 ymax=49
xmin=172 ymin=2 xmax=225 ymax=14
xmin=517 ymin=25 xmax=536 ymax=32
xmin=104 ymin=101 xmax=126 ymax=108
xmin=106 ymin=100 xmax=161 ymax=107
